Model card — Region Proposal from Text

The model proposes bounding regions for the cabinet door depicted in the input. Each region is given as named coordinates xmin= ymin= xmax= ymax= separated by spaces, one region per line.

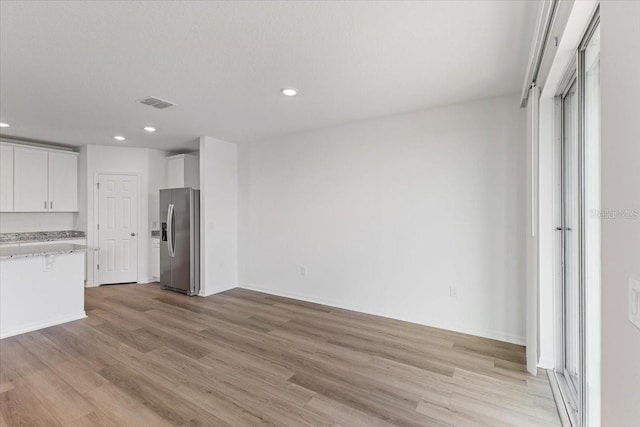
xmin=14 ymin=147 xmax=49 ymax=212
xmin=48 ymin=151 xmax=78 ymax=211
xmin=184 ymin=156 xmax=200 ymax=189
xmin=167 ymin=157 xmax=185 ymax=188
xmin=0 ymin=144 xmax=14 ymax=211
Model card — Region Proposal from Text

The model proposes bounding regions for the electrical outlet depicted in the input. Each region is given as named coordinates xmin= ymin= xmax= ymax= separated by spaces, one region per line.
xmin=449 ymin=286 xmax=457 ymax=297
xmin=300 ymin=267 xmax=307 ymax=277
xmin=43 ymin=255 xmax=54 ymax=272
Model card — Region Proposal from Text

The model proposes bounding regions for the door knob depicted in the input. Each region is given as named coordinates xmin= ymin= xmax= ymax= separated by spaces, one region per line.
xmin=131 ymin=232 xmax=136 ymax=237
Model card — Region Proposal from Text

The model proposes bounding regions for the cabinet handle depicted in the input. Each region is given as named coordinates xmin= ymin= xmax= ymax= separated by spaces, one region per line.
xmin=50 ymin=201 xmax=53 ymax=209
xmin=44 ymin=201 xmax=47 ymax=209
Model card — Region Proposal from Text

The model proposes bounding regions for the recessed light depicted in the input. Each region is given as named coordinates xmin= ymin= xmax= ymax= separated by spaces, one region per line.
xmin=143 ymin=126 xmax=157 ymax=132
xmin=281 ymin=88 xmax=298 ymax=97
xmin=114 ymin=135 xmax=126 ymax=141
xmin=0 ymin=122 xmax=9 ymax=128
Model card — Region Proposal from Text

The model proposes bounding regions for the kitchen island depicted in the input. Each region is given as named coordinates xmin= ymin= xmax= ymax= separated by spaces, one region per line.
xmin=0 ymin=243 xmax=95 ymax=339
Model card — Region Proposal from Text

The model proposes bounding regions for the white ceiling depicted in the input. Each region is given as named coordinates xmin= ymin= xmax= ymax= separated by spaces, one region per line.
xmin=0 ymin=1 xmax=538 ymax=152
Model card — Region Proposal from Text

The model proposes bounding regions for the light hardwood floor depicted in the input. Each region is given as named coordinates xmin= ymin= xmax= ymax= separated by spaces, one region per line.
xmin=0 ymin=283 xmax=560 ymax=426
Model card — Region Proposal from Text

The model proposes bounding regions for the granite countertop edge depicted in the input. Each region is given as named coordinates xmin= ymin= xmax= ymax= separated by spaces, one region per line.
xmin=0 ymin=230 xmax=86 ymax=244
xmin=0 ymin=244 xmax=98 ymax=260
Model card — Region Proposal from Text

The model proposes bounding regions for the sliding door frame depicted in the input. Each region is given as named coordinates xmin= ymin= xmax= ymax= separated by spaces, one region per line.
xmin=553 ymin=7 xmax=600 ymax=427
xmin=556 ymin=72 xmax=580 ymax=426
xmin=577 ymin=10 xmax=600 ymax=427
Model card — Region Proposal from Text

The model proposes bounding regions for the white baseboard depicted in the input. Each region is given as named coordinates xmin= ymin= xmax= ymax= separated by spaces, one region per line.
xmin=85 ymin=279 xmax=155 ymax=288
xmin=239 ymin=284 xmax=525 ymax=345
xmin=199 ymin=284 xmax=236 ymax=297
xmin=1 ymin=311 xmax=87 ymax=339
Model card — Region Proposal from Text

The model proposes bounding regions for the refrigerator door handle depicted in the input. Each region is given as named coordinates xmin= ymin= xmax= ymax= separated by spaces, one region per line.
xmin=167 ymin=204 xmax=176 ymax=257
xmin=171 ymin=204 xmax=176 ymax=257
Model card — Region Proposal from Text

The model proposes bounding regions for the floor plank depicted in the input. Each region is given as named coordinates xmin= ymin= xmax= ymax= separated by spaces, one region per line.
xmin=0 ymin=283 xmax=561 ymax=426
xmin=0 ymin=385 xmax=65 ymax=426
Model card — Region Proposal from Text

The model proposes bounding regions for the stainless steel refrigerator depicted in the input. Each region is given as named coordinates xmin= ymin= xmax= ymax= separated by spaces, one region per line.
xmin=160 ymin=188 xmax=200 ymax=296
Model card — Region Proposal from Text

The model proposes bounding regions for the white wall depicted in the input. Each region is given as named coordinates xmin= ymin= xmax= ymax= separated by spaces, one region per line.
xmin=199 ymin=136 xmax=238 ymax=296
xmin=600 ymin=2 xmax=640 ymax=425
xmin=239 ymin=94 xmax=527 ymax=344
xmin=148 ymin=149 xmax=167 ymax=230
xmin=0 ymin=212 xmax=76 ymax=233
xmin=82 ymin=145 xmax=167 ymax=285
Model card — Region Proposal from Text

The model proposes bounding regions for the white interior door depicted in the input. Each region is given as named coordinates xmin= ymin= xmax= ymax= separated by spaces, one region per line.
xmin=97 ymin=174 xmax=138 ymax=284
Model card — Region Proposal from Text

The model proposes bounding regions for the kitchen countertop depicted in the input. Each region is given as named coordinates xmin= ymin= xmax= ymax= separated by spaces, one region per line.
xmin=0 ymin=243 xmax=97 ymax=260
xmin=0 ymin=230 xmax=86 ymax=244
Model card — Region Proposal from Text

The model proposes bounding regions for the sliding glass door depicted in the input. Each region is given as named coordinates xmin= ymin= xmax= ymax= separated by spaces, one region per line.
xmin=557 ymin=9 xmax=600 ymax=427
xmin=561 ymin=79 xmax=581 ymax=406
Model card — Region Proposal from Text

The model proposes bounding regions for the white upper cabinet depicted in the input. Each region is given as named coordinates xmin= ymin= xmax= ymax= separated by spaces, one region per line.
xmin=0 ymin=145 xmax=14 ymax=211
xmin=167 ymin=154 xmax=199 ymax=189
xmin=48 ymin=151 xmax=78 ymax=211
xmin=14 ymin=146 xmax=49 ymax=212
xmin=3 ymin=143 xmax=79 ymax=212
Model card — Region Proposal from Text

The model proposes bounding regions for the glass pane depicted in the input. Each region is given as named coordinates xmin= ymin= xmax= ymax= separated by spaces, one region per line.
xmin=584 ymin=24 xmax=601 ymax=424
xmin=562 ymin=80 xmax=580 ymax=396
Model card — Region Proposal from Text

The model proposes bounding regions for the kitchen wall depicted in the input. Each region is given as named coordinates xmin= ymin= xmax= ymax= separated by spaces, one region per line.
xmin=199 ymin=136 xmax=238 ymax=296
xmin=0 ymin=212 xmax=76 ymax=233
xmin=600 ymin=2 xmax=640 ymax=425
xmin=148 ymin=149 xmax=168 ymax=232
xmin=80 ymin=145 xmax=167 ymax=286
xmin=238 ymin=94 xmax=527 ymax=343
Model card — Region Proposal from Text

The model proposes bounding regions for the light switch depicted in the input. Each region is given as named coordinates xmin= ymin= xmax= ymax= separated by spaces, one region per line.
xmin=630 ymin=276 xmax=640 ymax=331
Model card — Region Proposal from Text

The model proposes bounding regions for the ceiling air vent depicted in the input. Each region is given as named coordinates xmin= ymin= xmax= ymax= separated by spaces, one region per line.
xmin=137 ymin=96 xmax=176 ymax=109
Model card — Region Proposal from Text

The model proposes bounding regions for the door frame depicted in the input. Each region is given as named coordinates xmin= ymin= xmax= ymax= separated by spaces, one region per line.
xmin=555 ymin=73 xmax=581 ymax=425
xmin=93 ymin=171 xmax=142 ymax=286
xmin=552 ymin=8 xmax=600 ymax=427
